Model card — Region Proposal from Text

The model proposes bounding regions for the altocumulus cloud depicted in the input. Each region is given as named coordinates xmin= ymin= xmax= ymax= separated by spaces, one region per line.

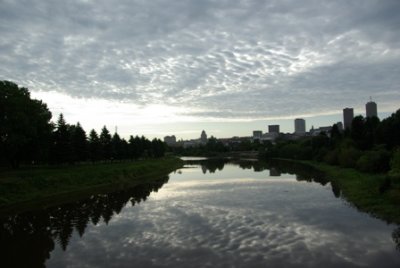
xmin=1 ymin=0 xmax=400 ymax=120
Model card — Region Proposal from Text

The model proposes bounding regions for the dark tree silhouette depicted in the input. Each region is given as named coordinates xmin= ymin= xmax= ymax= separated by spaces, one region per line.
xmin=100 ymin=126 xmax=112 ymax=161
xmin=51 ymin=114 xmax=74 ymax=164
xmin=111 ymin=132 xmax=123 ymax=160
xmin=88 ymin=129 xmax=101 ymax=162
xmin=151 ymin=138 xmax=166 ymax=158
xmin=0 ymin=81 xmax=53 ymax=168
xmin=70 ymin=122 xmax=88 ymax=162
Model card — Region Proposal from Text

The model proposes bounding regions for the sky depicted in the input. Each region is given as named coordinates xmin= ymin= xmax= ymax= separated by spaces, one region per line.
xmin=1 ymin=0 xmax=399 ymax=140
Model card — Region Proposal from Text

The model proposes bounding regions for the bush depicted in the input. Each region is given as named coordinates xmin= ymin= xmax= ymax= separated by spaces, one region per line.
xmin=314 ymin=147 xmax=329 ymax=162
xmin=279 ymin=143 xmax=312 ymax=160
xmin=338 ymin=147 xmax=361 ymax=168
xmin=390 ymin=148 xmax=400 ymax=177
xmin=324 ymin=150 xmax=339 ymax=165
xmin=356 ymin=149 xmax=391 ymax=173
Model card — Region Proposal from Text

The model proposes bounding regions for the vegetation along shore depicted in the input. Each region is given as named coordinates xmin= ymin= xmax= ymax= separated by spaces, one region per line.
xmin=269 ymin=158 xmax=400 ymax=225
xmin=0 ymin=157 xmax=183 ymax=214
xmin=1 ymin=80 xmax=184 ymax=213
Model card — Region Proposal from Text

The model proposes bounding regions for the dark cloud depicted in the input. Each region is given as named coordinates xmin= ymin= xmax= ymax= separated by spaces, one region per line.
xmin=1 ymin=0 xmax=399 ymax=119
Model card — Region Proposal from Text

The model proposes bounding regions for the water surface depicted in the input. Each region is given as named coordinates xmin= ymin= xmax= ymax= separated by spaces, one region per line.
xmin=1 ymin=160 xmax=399 ymax=267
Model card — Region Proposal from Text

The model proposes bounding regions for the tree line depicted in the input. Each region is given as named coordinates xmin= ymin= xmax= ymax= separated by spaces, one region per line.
xmin=262 ymin=110 xmax=400 ymax=176
xmin=0 ymin=81 xmax=165 ymax=168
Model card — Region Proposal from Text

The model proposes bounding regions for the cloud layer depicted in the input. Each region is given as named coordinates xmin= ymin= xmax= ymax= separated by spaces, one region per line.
xmin=1 ymin=0 xmax=400 ymax=120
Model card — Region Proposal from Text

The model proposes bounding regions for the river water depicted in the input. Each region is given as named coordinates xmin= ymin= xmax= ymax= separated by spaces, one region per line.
xmin=1 ymin=159 xmax=399 ymax=267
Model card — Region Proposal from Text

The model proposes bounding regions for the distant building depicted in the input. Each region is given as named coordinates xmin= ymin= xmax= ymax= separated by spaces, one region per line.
xmin=294 ymin=118 xmax=306 ymax=135
xmin=335 ymin=122 xmax=344 ymax=132
xmin=268 ymin=125 xmax=280 ymax=134
xmin=200 ymin=130 xmax=208 ymax=144
xmin=366 ymin=101 xmax=378 ymax=118
xmin=310 ymin=126 xmax=332 ymax=137
xmin=253 ymin=130 xmax=263 ymax=141
xmin=183 ymin=140 xmax=198 ymax=148
xmin=163 ymin=135 xmax=176 ymax=146
xmin=262 ymin=132 xmax=279 ymax=142
xmin=343 ymin=108 xmax=354 ymax=130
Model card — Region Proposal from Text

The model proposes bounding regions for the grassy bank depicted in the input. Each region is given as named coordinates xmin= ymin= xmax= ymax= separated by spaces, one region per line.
xmin=0 ymin=157 xmax=183 ymax=213
xmin=296 ymin=160 xmax=400 ymax=224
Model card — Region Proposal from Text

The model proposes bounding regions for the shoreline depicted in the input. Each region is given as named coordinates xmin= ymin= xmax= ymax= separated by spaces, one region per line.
xmin=271 ymin=158 xmax=400 ymax=225
xmin=0 ymin=157 xmax=183 ymax=215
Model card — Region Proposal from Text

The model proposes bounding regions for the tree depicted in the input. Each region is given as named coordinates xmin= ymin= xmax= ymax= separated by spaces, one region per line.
xmin=151 ymin=138 xmax=166 ymax=158
xmin=51 ymin=114 xmax=73 ymax=164
xmin=70 ymin=122 xmax=88 ymax=162
xmin=111 ymin=132 xmax=124 ymax=160
xmin=351 ymin=115 xmax=366 ymax=149
xmin=0 ymin=81 xmax=52 ymax=168
xmin=88 ymin=129 xmax=101 ymax=162
xmin=99 ymin=126 xmax=112 ymax=161
xmin=376 ymin=109 xmax=400 ymax=149
xmin=330 ymin=123 xmax=342 ymax=142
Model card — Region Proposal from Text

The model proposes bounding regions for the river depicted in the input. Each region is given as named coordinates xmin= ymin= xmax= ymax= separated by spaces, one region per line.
xmin=1 ymin=159 xmax=399 ymax=267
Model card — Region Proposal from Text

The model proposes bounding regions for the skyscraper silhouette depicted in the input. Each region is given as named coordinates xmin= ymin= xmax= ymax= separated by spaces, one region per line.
xmin=343 ymin=108 xmax=354 ymax=130
xmin=366 ymin=100 xmax=378 ymax=118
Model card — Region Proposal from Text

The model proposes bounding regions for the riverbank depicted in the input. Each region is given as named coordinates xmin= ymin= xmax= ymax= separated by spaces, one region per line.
xmin=0 ymin=157 xmax=183 ymax=213
xmin=277 ymin=159 xmax=400 ymax=224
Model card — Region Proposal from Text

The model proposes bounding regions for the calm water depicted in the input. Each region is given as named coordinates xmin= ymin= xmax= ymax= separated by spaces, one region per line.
xmin=1 ymin=159 xmax=399 ymax=267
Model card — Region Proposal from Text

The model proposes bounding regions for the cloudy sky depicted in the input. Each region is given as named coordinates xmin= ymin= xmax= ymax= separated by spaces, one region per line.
xmin=1 ymin=0 xmax=399 ymax=139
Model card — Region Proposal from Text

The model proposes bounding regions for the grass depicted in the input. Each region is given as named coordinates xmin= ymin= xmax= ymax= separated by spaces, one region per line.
xmin=300 ymin=161 xmax=400 ymax=224
xmin=0 ymin=157 xmax=183 ymax=213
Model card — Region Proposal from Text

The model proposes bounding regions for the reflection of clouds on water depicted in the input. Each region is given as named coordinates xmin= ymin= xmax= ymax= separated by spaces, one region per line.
xmin=47 ymin=179 xmax=400 ymax=268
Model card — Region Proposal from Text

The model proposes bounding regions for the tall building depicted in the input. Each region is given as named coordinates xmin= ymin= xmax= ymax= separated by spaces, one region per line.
xmin=164 ymin=135 xmax=176 ymax=146
xmin=343 ymin=108 xmax=354 ymax=130
xmin=294 ymin=118 xmax=306 ymax=134
xmin=200 ymin=130 xmax=207 ymax=144
xmin=268 ymin=125 xmax=280 ymax=134
xmin=366 ymin=101 xmax=378 ymax=118
xmin=253 ymin=130 xmax=262 ymax=140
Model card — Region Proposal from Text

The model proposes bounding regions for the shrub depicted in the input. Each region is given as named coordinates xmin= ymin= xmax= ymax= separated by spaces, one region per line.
xmin=390 ymin=148 xmax=400 ymax=177
xmin=356 ymin=149 xmax=391 ymax=173
xmin=338 ymin=147 xmax=361 ymax=168
xmin=324 ymin=150 xmax=339 ymax=165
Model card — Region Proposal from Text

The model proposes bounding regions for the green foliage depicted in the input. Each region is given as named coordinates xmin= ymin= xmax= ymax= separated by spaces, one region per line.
xmin=338 ymin=147 xmax=361 ymax=168
xmin=356 ymin=148 xmax=391 ymax=173
xmin=308 ymin=161 xmax=400 ymax=224
xmin=323 ymin=150 xmax=339 ymax=165
xmin=279 ymin=143 xmax=312 ymax=160
xmin=0 ymin=157 xmax=183 ymax=208
xmin=376 ymin=110 xmax=400 ymax=149
xmin=390 ymin=148 xmax=400 ymax=177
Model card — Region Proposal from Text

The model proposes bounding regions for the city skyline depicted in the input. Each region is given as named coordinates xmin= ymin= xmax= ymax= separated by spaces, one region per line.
xmin=169 ymin=100 xmax=385 ymax=141
xmin=1 ymin=1 xmax=399 ymax=139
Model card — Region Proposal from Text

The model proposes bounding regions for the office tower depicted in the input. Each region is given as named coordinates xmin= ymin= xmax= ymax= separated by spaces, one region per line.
xmin=343 ymin=108 xmax=354 ymax=130
xmin=253 ymin=130 xmax=262 ymax=140
xmin=164 ymin=135 xmax=176 ymax=146
xmin=268 ymin=125 xmax=280 ymax=134
xmin=294 ymin=118 xmax=306 ymax=134
xmin=366 ymin=101 xmax=378 ymax=118
xmin=200 ymin=130 xmax=207 ymax=143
